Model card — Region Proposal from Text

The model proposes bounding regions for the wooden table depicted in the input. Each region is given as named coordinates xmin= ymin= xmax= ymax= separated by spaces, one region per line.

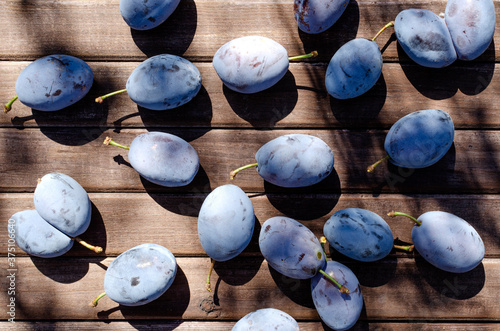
xmin=1 ymin=0 xmax=499 ymax=329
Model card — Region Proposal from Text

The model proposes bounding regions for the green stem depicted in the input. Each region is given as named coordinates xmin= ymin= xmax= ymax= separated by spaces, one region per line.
xmin=206 ymin=259 xmax=215 ymax=292
xmin=288 ymin=51 xmax=318 ymax=61
xmin=90 ymin=292 xmax=107 ymax=307
xmin=95 ymin=89 xmax=127 ymax=103
xmin=372 ymin=21 xmax=395 ymax=41
xmin=388 ymin=211 xmax=422 ymax=226
xmin=230 ymin=163 xmax=258 ymax=180
xmin=103 ymin=136 xmax=130 ymax=150
xmin=367 ymin=155 xmax=390 ymax=173
xmin=318 ymin=269 xmax=349 ymax=294
xmin=4 ymin=96 xmax=18 ymax=113
xmin=393 ymin=244 xmax=414 ymax=252
xmin=73 ymin=237 xmax=103 ymax=253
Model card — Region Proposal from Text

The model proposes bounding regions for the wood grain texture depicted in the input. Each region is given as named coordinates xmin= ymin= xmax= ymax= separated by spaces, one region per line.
xmin=0 ymin=128 xmax=499 ymax=194
xmin=1 ymin=0 xmax=499 ymax=63
xmin=1 ymin=61 xmax=498 ymax=130
xmin=0 ymin=257 xmax=498 ymax=321
xmin=1 ymin=193 xmax=499 ymax=257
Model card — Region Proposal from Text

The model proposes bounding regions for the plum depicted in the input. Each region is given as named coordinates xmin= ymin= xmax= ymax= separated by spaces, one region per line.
xmin=231 ymin=134 xmax=334 ymax=188
xmin=5 ymin=54 xmax=93 ymax=112
xmin=294 ymin=0 xmax=350 ymax=34
xmin=104 ymin=132 xmax=199 ymax=187
xmin=394 ymin=9 xmax=457 ymax=68
xmin=92 ymin=243 xmax=177 ymax=306
xmin=232 ymin=308 xmax=300 ymax=330
xmin=324 ymin=208 xmax=394 ymax=262
xmin=389 ymin=211 xmax=485 ymax=273
xmin=96 ymin=54 xmax=201 ymax=110
xmin=120 ymin=0 xmax=180 ymax=30
xmin=259 ymin=216 xmax=326 ymax=279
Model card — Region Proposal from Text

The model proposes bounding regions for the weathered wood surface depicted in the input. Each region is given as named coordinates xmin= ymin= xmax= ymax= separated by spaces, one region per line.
xmin=2 ymin=0 xmax=500 ymax=329
xmin=1 ymin=128 xmax=499 ymax=194
xmin=1 ymin=0 xmax=499 ymax=63
xmin=1 ymin=62 xmax=499 ymax=129
xmin=2 ymin=322 xmax=500 ymax=331
xmin=1 ymin=193 xmax=499 ymax=257
xmin=2 ymin=257 xmax=499 ymax=321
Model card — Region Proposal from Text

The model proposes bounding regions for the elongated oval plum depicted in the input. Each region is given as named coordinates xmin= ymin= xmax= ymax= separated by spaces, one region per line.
xmin=34 ymin=172 xmax=92 ymax=238
xmin=232 ymin=308 xmax=300 ymax=331
xmin=311 ymin=261 xmax=363 ymax=330
xmin=259 ymin=216 xmax=326 ymax=279
xmin=255 ymin=134 xmax=334 ymax=187
xmin=128 ymin=132 xmax=199 ymax=187
xmin=104 ymin=243 xmax=177 ymax=306
xmin=9 ymin=210 xmax=73 ymax=258
xmin=412 ymin=211 xmax=485 ymax=273
xmin=325 ymin=38 xmax=382 ymax=99
xmin=120 ymin=0 xmax=180 ymax=30
xmin=198 ymin=184 xmax=255 ymax=262
xmin=212 ymin=36 xmax=289 ymax=93
xmin=394 ymin=9 xmax=457 ymax=68
xmin=14 ymin=54 xmax=93 ymax=111
xmin=324 ymin=208 xmax=393 ymax=262
xmin=385 ymin=109 xmax=454 ymax=168
xmin=445 ymin=0 xmax=495 ymax=60
xmin=127 ymin=54 xmax=202 ymax=110
xmin=294 ymin=0 xmax=350 ymax=34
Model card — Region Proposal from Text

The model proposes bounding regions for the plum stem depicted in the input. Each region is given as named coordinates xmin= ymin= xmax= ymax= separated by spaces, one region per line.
xmin=103 ymin=136 xmax=130 ymax=150
xmin=230 ymin=163 xmax=258 ymax=180
xmin=90 ymin=292 xmax=107 ymax=307
xmin=318 ymin=269 xmax=349 ymax=294
xmin=288 ymin=51 xmax=318 ymax=61
xmin=320 ymin=236 xmax=327 ymax=256
xmin=393 ymin=244 xmax=414 ymax=252
xmin=372 ymin=21 xmax=395 ymax=41
xmin=206 ymin=259 xmax=215 ymax=292
xmin=73 ymin=237 xmax=103 ymax=253
xmin=367 ymin=155 xmax=390 ymax=173
xmin=4 ymin=96 xmax=18 ymax=113
xmin=388 ymin=211 xmax=422 ymax=226
xmin=95 ymin=89 xmax=127 ymax=103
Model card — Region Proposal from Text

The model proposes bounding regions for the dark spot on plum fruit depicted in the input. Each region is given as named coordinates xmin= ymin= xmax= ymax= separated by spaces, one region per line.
xmin=52 ymin=89 xmax=62 ymax=96
xmin=131 ymin=277 xmax=140 ymax=286
xmin=148 ymin=16 xmax=156 ymax=23
xmin=298 ymin=253 xmax=305 ymax=262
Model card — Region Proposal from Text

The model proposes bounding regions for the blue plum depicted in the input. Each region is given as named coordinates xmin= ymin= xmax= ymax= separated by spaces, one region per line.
xmin=198 ymin=184 xmax=255 ymax=262
xmin=311 ymin=261 xmax=363 ymax=330
xmin=445 ymin=0 xmax=496 ymax=60
xmin=384 ymin=109 xmax=454 ymax=169
xmin=294 ymin=0 xmax=350 ymax=34
xmin=120 ymin=0 xmax=180 ymax=30
xmin=100 ymin=243 xmax=177 ymax=306
xmin=259 ymin=216 xmax=326 ymax=279
xmin=212 ymin=36 xmax=289 ymax=93
xmin=105 ymin=132 xmax=199 ymax=187
xmin=6 ymin=54 xmax=93 ymax=112
xmin=369 ymin=109 xmax=454 ymax=172
xmin=231 ymin=134 xmax=334 ymax=188
xmin=390 ymin=211 xmax=484 ymax=273
xmin=126 ymin=55 xmax=201 ymax=110
xmin=394 ymin=9 xmax=457 ymax=68
xmin=232 ymin=308 xmax=300 ymax=331
xmin=97 ymin=54 xmax=201 ymax=110
xmin=9 ymin=210 xmax=73 ymax=258
xmin=324 ymin=208 xmax=394 ymax=262
xmin=325 ymin=38 xmax=382 ymax=99
xmin=34 ymin=172 xmax=91 ymax=238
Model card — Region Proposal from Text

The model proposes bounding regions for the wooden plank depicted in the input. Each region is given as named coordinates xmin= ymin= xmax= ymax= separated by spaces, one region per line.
xmin=1 ymin=193 xmax=499 ymax=257
xmin=2 ymin=321 xmax=499 ymax=330
xmin=1 ymin=61 xmax=499 ymax=130
xmin=1 ymin=0 xmax=499 ymax=62
xmin=1 ymin=257 xmax=498 ymax=321
xmin=0 ymin=128 xmax=499 ymax=194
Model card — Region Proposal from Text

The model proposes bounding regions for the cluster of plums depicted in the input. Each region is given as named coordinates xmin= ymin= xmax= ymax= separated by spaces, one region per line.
xmin=4 ymin=0 xmax=493 ymax=329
